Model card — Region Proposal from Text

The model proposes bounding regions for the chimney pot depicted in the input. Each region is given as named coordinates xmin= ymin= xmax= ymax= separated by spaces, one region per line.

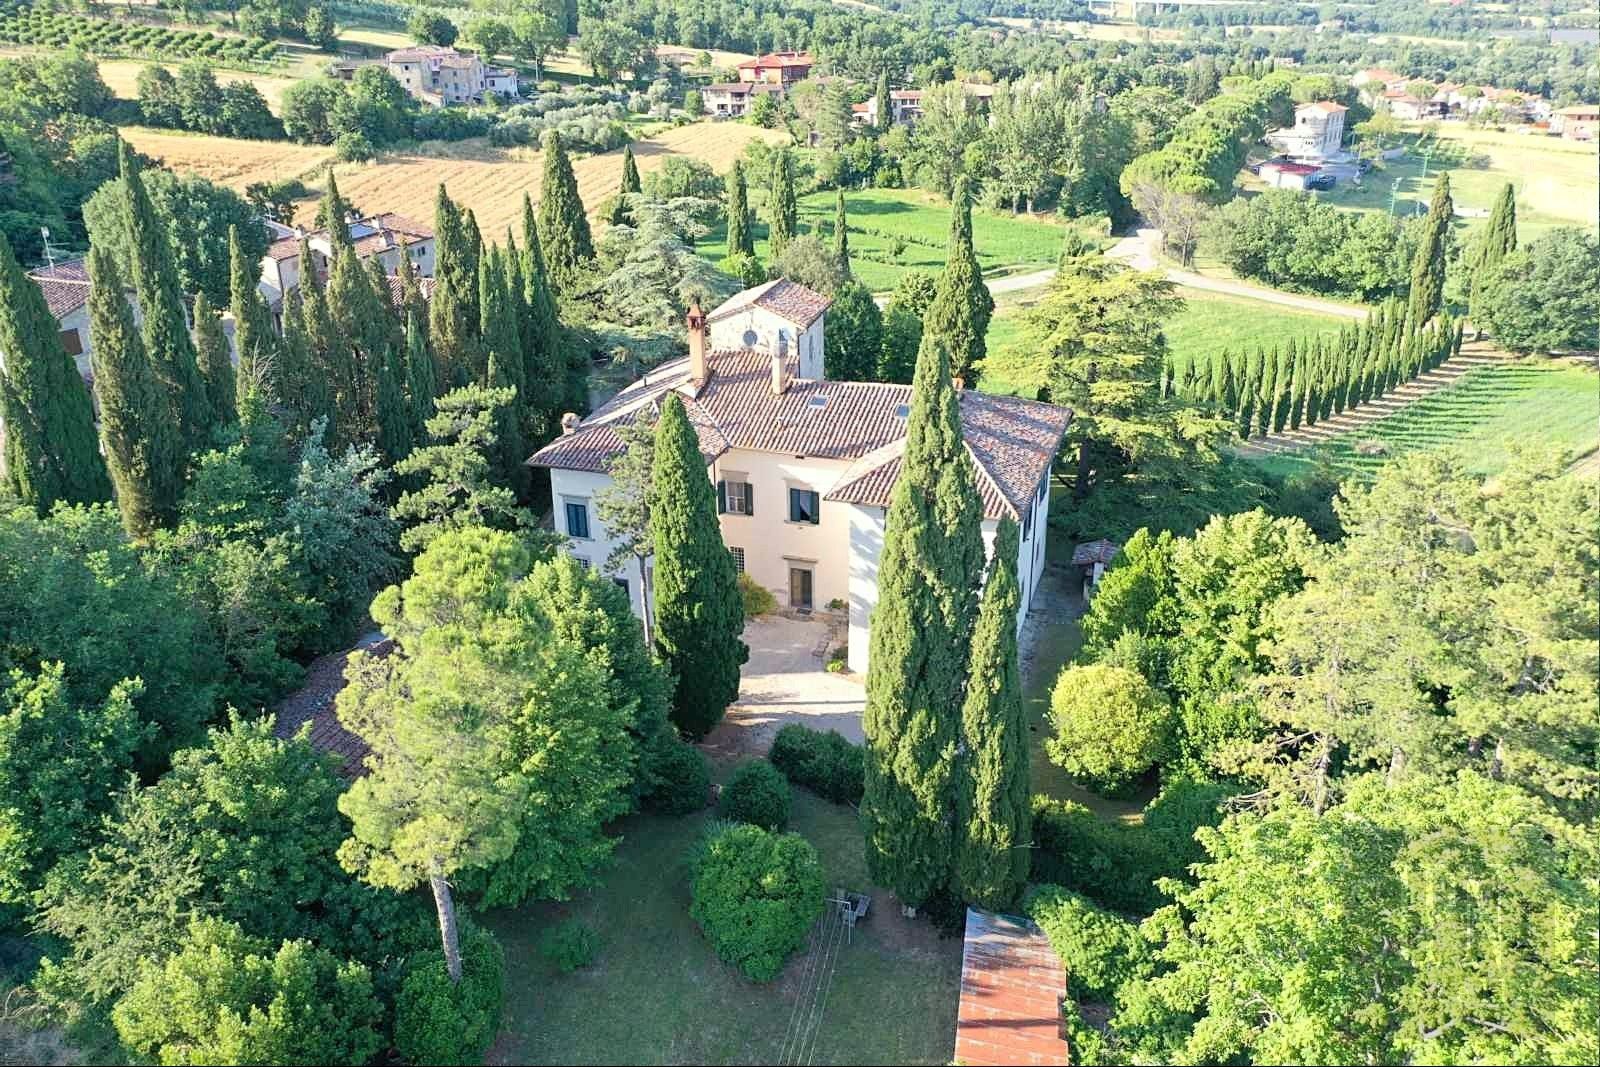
xmin=770 ymin=350 xmax=790 ymax=395
xmin=686 ymin=300 xmax=709 ymax=387
xmin=560 ymin=412 xmax=581 ymax=435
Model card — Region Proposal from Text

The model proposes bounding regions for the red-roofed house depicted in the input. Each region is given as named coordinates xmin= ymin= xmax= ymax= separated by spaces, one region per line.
xmin=737 ymin=51 xmax=814 ymax=88
xmin=529 ymin=280 xmax=1070 ymax=672
xmin=1353 ymin=67 xmax=1407 ymax=93
xmin=1260 ymin=158 xmax=1323 ymax=190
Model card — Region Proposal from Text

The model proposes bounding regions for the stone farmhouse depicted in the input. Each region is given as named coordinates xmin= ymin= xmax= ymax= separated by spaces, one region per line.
xmin=381 ymin=45 xmax=519 ymax=106
xmin=1266 ymin=101 xmax=1347 ymax=161
xmin=257 ymin=213 xmax=435 ymax=311
xmin=528 ymin=280 xmax=1071 ymax=672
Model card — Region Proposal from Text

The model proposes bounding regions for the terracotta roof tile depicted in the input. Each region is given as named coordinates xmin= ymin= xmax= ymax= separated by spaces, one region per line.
xmin=273 ymin=635 xmax=392 ymax=778
xmin=707 ymin=279 xmax=833 ymax=329
xmin=27 ymin=258 xmax=91 ymax=318
xmin=954 ymin=909 xmax=1070 ymax=1067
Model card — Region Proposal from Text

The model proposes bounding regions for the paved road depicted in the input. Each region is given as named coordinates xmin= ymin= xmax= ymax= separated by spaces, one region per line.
xmin=969 ymin=226 xmax=1368 ymax=321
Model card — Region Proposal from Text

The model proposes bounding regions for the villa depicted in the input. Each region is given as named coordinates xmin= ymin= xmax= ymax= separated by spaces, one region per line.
xmin=528 ymin=280 xmax=1071 ymax=672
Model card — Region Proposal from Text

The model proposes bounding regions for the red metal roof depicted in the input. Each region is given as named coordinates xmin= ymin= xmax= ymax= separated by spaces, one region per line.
xmin=955 ymin=909 xmax=1070 ymax=1067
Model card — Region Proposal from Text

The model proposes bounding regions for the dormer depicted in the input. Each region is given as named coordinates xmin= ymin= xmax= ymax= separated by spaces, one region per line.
xmin=706 ymin=279 xmax=832 ymax=381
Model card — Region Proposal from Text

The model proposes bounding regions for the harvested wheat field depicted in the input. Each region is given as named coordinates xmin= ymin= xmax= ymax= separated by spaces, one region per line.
xmin=122 ymin=127 xmax=335 ymax=189
xmin=285 ymin=121 xmax=787 ymax=240
xmin=97 ymin=59 xmax=301 ymax=114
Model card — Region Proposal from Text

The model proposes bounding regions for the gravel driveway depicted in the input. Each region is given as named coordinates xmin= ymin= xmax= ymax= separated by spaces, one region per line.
xmin=701 ymin=614 xmax=866 ymax=758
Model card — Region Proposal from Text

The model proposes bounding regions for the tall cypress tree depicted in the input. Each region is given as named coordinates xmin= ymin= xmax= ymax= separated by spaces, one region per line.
xmin=1407 ymin=172 xmax=1452 ymax=329
xmin=294 ymin=237 xmax=339 ymax=438
xmin=228 ymin=224 xmax=279 ymax=409
xmin=725 ymin=161 xmax=754 ymax=259
xmin=1287 ymin=339 xmax=1304 ymax=430
xmin=520 ymin=194 xmax=574 ymax=436
xmin=365 ymin=260 xmax=412 ymax=465
xmin=86 ymin=244 xmax=180 ymax=535
xmin=954 ymin=518 xmax=1029 ymax=910
xmin=861 ymin=335 xmax=984 ymax=907
xmin=1236 ymin=348 xmax=1258 ymax=437
xmin=117 ymin=140 xmax=213 ymax=452
xmin=1255 ymin=346 xmax=1277 ymax=436
xmin=833 ymin=188 xmax=850 ymax=275
xmin=0 ymin=234 xmax=110 ymax=511
xmin=323 ymin=240 xmax=378 ymax=446
xmin=918 ymin=176 xmax=993 ymax=386
xmin=401 ymin=299 xmax=436 ymax=445
xmin=1469 ymin=182 xmax=1516 ymax=337
xmin=767 ymin=148 xmax=797 ymax=259
xmin=874 ymin=70 xmax=891 ymax=132
xmin=429 ymin=185 xmax=481 ymax=389
xmin=620 ymin=143 xmax=641 ymax=196
xmin=191 ymin=292 xmax=236 ymax=430
xmin=537 ymin=130 xmax=593 ymax=296
xmin=650 ymin=393 xmax=747 ymax=739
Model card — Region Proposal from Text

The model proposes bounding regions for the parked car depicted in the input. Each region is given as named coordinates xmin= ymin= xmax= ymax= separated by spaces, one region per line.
xmin=1307 ymin=172 xmax=1337 ymax=190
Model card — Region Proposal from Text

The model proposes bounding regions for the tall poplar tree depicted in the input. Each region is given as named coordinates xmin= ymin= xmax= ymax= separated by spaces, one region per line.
xmin=1407 ymin=173 xmax=1452 ymax=328
xmin=767 ymin=148 xmax=797 ymax=259
xmin=0 ymin=234 xmax=111 ymax=512
xmin=918 ymin=177 xmax=993 ymax=386
xmin=537 ymin=131 xmax=593 ymax=296
xmin=650 ymin=393 xmax=747 ymax=739
xmin=954 ymin=518 xmax=1029 ymax=910
xmin=191 ymin=292 xmax=236 ymax=430
xmin=861 ymin=335 xmax=984 ymax=907
xmin=117 ymin=141 xmax=213 ymax=452
xmin=833 ymin=188 xmax=850 ymax=274
xmin=86 ymin=244 xmax=180 ymax=535
xmin=228 ymin=225 xmax=279 ymax=409
xmin=1469 ymin=182 xmax=1516 ymax=337
xmin=725 ymin=161 xmax=754 ymax=259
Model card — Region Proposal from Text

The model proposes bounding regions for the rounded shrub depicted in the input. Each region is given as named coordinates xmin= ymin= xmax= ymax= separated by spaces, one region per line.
xmin=537 ymin=919 xmax=600 ymax=974
xmin=394 ymin=923 xmax=504 ymax=1067
xmin=768 ymin=724 xmax=864 ymax=805
xmin=737 ymin=572 xmax=777 ymax=617
xmin=689 ymin=823 xmax=824 ymax=982
xmin=720 ymin=760 xmax=791 ymax=830
xmin=641 ymin=738 xmax=710 ymax=815
xmin=1047 ymin=664 xmax=1173 ymax=795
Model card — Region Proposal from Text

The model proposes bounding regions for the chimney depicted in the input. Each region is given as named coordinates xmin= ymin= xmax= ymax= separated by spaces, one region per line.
xmin=560 ymin=412 xmax=581 ymax=435
xmin=686 ymin=301 xmax=708 ymax=386
xmin=770 ymin=350 xmax=791 ymax=395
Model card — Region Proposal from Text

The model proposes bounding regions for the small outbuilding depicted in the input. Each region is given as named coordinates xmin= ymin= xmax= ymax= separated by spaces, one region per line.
xmin=1071 ymin=538 xmax=1121 ymax=597
xmin=1260 ymin=159 xmax=1322 ymax=190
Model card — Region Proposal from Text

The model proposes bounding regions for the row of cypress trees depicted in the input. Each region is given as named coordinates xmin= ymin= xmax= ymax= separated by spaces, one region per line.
xmin=1173 ymin=300 xmax=1465 ymax=440
xmin=861 ymin=186 xmax=1030 ymax=914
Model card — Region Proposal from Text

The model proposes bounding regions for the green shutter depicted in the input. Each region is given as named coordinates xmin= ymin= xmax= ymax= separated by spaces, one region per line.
xmin=717 ymin=480 xmax=727 ymax=513
xmin=746 ymin=482 xmax=753 ymax=516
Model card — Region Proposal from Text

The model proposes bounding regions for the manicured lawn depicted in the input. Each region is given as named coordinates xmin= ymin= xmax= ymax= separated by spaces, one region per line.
xmin=981 ymin=283 xmax=1346 ymax=393
xmin=1301 ymin=125 xmax=1598 ymax=241
xmin=1247 ymin=359 xmax=1600 ymax=481
xmin=484 ymin=770 xmax=961 ymax=1065
xmin=699 ymin=187 xmax=1067 ymax=293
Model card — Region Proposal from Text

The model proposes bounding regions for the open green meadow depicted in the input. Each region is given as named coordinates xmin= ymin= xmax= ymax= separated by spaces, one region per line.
xmin=1303 ymin=125 xmax=1599 ymax=241
xmin=981 ymin=284 xmax=1347 ymax=393
xmin=700 ymin=187 xmax=1067 ymax=293
xmin=484 ymin=770 xmax=961 ymax=1065
xmin=1246 ymin=359 xmax=1599 ymax=481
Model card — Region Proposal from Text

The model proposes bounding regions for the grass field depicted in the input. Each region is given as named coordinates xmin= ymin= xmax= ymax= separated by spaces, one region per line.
xmin=700 ymin=187 xmax=1067 ymax=293
xmin=126 ymin=121 xmax=787 ymax=239
xmin=1306 ymin=125 xmax=1599 ymax=240
xmin=1247 ymin=359 xmax=1599 ymax=481
xmin=982 ymin=283 xmax=1347 ymax=391
xmin=94 ymin=57 xmax=300 ymax=114
xmin=484 ymin=772 xmax=960 ymax=1065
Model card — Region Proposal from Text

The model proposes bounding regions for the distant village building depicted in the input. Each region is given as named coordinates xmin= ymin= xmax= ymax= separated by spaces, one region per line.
xmin=1550 ymin=104 xmax=1599 ymax=141
xmin=857 ymin=89 xmax=923 ymax=127
xmin=1267 ymin=101 xmax=1348 ymax=160
xmin=528 ymin=279 xmax=1070 ymax=672
xmin=383 ymin=45 xmax=518 ymax=106
xmin=257 ymin=213 xmax=435 ymax=310
xmin=702 ymin=81 xmax=781 ymax=117
xmin=737 ymin=51 xmax=814 ymax=88
xmin=1352 ymin=67 xmax=1407 ymax=94
xmin=27 ymin=258 xmax=96 ymax=380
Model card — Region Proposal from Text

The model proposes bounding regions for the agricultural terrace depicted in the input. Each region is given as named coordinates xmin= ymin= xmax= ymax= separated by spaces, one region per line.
xmin=1245 ymin=359 xmax=1600 ymax=481
xmin=1289 ymin=125 xmax=1599 ymax=240
xmin=700 ymin=187 xmax=1069 ymax=293
xmin=123 ymin=122 xmax=788 ymax=241
xmin=982 ymin=283 xmax=1347 ymax=394
xmin=486 ymin=770 xmax=961 ymax=1065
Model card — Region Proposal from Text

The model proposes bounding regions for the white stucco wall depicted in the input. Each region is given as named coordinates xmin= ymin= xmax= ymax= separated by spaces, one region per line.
xmin=708 ymin=306 xmax=825 ymax=380
xmin=549 ymin=467 xmax=648 ymax=617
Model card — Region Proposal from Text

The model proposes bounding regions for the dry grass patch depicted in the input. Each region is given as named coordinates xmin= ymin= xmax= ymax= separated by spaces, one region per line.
xmin=287 ymin=121 xmax=787 ymax=240
xmin=96 ymin=59 xmax=300 ymax=114
xmin=121 ymin=126 xmax=334 ymax=188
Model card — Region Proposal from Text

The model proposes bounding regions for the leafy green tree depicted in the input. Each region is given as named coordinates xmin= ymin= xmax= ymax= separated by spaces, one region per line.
xmin=429 ymin=185 xmax=481 ymax=389
xmin=1477 ymin=226 xmax=1598 ymax=353
xmin=1048 ymin=664 xmax=1174 ymax=793
xmin=84 ymin=246 xmax=182 ymax=535
xmin=407 ymin=11 xmax=458 ymax=45
xmin=918 ymin=176 xmax=993 ymax=385
xmin=689 ymin=823 xmax=824 ymax=982
xmin=594 ymin=410 xmax=658 ymax=646
xmin=823 ymin=281 xmax=883 ymax=380
xmin=0 ymin=664 xmax=141 ymax=906
xmin=1078 ymin=527 xmax=1179 ymax=662
xmin=725 ymin=159 xmax=754 ymax=259
xmin=873 ymin=70 xmax=891 ymax=132
xmin=954 ymin=519 xmax=1030 ymax=909
xmin=112 ymin=918 xmax=384 ymax=1066
xmin=395 ymin=922 xmax=504 ymax=1064
xmin=767 ymin=147 xmax=797 ymax=259
xmin=392 ymin=385 xmax=537 ymax=554
xmin=1407 ymin=172 xmax=1452 ymax=327
xmin=650 ymin=395 xmax=747 ymax=739
xmin=0 ymin=233 xmax=110 ymax=513
xmin=1467 ymin=182 xmax=1516 ymax=336
xmin=537 ymin=131 xmax=594 ymax=296
xmin=861 ymin=333 xmax=984 ymax=907
xmin=877 ymin=271 xmax=937 ymax=384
